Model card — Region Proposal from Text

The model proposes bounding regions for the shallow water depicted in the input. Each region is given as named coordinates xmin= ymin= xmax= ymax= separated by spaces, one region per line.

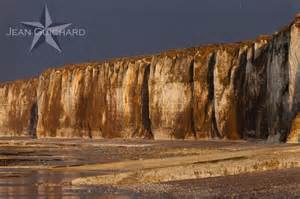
xmin=0 ymin=138 xmax=139 ymax=198
xmin=0 ymin=168 xmax=129 ymax=199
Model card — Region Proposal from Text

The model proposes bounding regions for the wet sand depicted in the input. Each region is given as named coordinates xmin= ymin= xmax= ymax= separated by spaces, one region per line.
xmin=0 ymin=138 xmax=299 ymax=198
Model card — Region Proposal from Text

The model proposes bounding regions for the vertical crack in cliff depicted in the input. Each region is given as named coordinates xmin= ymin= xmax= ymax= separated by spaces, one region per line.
xmin=29 ymin=102 xmax=38 ymax=138
xmin=142 ymin=64 xmax=153 ymax=138
xmin=189 ymin=58 xmax=196 ymax=138
xmin=208 ymin=52 xmax=220 ymax=138
xmin=255 ymin=46 xmax=270 ymax=140
xmin=235 ymin=50 xmax=248 ymax=139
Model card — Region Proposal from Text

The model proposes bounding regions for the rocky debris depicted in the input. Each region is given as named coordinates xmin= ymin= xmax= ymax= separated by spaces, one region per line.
xmin=1 ymin=16 xmax=300 ymax=142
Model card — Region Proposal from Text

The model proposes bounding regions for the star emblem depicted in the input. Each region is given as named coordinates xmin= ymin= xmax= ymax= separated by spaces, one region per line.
xmin=21 ymin=5 xmax=72 ymax=52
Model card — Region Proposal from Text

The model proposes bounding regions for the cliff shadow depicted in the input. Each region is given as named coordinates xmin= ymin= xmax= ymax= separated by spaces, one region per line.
xmin=141 ymin=64 xmax=153 ymax=138
xmin=29 ymin=102 xmax=38 ymax=138
xmin=189 ymin=59 xmax=196 ymax=138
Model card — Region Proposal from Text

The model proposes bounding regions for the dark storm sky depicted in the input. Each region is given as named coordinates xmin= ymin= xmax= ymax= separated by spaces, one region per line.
xmin=0 ymin=0 xmax=299 ymax=82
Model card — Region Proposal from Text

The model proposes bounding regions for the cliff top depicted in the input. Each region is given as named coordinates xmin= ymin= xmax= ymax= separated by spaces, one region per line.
xmin=0 ymin=77 xmax=38 ymax=87
xmin=1 ymin=14 xmax=299 ymax=85
xmin=41 ymin=36 xmax=270 ymax=74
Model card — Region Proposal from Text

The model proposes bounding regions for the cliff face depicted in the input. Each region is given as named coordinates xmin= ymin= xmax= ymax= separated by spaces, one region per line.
xmin=1 ymin=17 xmax=300 ymax=142
xmin=0 ymin=79 xmax=38 ymax=137
xmin=36 ymin=59 xmax=153 ymax=138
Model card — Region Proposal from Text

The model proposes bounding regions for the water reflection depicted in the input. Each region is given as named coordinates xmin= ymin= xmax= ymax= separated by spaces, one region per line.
xmin=0 ymin=169 xmax=128 ymax=199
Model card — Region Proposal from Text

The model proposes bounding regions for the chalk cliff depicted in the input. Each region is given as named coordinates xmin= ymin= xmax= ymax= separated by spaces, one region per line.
xmin=1 ymin=16 xmax=300 ymax=142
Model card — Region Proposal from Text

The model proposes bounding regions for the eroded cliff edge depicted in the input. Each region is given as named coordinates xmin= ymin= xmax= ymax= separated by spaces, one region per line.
xmin=1 ymin=16 xmax=300 ymax=142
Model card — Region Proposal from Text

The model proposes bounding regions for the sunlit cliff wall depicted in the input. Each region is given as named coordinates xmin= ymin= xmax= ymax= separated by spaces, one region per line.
xmin=0 ymin=16 xmax=300 ymax=142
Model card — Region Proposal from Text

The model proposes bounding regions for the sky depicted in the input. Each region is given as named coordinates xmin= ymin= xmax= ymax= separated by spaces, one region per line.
xmin=0 ymin=0 xmax=299 ymax=82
